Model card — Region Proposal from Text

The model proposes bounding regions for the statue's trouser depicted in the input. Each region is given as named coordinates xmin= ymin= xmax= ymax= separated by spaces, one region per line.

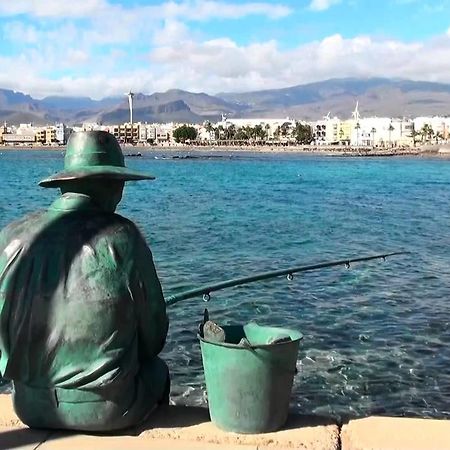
xmin=12 ymin=357 xmax=169 ymax=432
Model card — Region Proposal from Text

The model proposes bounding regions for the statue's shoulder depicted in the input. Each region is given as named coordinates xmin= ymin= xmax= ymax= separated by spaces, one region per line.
xmin=86 ymin=212 xmax=143 ymax=247
xmin=107 ymin=213 xmax=150 ymax=250
xmin=0 ymin=210 xmax=46 ymax=248
xmin=107 ymin=213 xmax=141 ymax=236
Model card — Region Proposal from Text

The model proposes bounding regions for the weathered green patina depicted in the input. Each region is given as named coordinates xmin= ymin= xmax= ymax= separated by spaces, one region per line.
xmin=0 ymin=131 xmax=169 ymax=432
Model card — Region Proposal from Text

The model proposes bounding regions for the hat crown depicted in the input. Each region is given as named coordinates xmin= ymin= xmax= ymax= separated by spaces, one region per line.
xmin=65 ymin=131 xmax=124 ymax=171
xmin=38 ymin=130 xmax=155 ymax=188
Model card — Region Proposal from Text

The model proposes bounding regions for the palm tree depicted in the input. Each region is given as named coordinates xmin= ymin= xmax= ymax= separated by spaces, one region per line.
xmin=264 ymin=123 xmax=270 ymax=141
xmin=355 ymin=122 xmax=361 ymax=147
xmin=235 ymin=127 xmax=246 ymax=141
xmin=411 ymin=129 xmax=420 ymax=147
xmin=246 ymin=126 xmax=255 ymax=141
xmin=371 ymin=127 xmax=376 ymax=148
xmin=215 ymin=125 xmax=225 ymax=141
xmin=254 ymin=124 xmax=265 ymax=141
xmin=225 ymin=123 xmax=236 ymax=141
xmin=388 ymin=123 xmax=394 ymax=148
xmin=274 ymin=126 xmax=280 ymax=141
xmin=280 ymin=122 xmax=290 ymax=137
xmin=420 ymin=124 xmax=434 ymax=143
xmin=204 ymin=121 xmax=215 ymax=141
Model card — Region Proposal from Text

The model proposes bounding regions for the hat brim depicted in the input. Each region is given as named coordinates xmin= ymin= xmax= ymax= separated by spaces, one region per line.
xmin=39 ymin=165 xmax=155 ymax=188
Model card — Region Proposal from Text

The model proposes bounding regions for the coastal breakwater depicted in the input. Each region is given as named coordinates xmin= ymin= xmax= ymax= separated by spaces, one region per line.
xmin=0 ymin=395 xmax=449 ymax=450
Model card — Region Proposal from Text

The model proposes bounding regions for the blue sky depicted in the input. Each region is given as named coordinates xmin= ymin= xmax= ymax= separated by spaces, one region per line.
xmin=0 ymin=0 xmax=449 ymax=98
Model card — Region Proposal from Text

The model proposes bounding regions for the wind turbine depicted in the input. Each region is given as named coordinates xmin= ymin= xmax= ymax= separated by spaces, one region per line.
xmin=351 ymin=101 xmax=360 ymax=121
xmin=125 ymin=91 xmax=134 ymax=124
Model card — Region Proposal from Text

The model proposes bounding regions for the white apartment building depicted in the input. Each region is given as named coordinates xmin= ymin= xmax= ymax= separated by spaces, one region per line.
xmin=2 ymin=123 xmax=36 ymax=144
xmin=138 ymin=123 xmax=152 ymax=142
xmin=313 ymin=116 xmax=341 ymax=144
xmin=311 ymin=116 xmax=414 ymax=147
xmin=109 ymin=122 xmax=172 ymax=144
xmin=55 ymin=123 xmax=71 ymax=144
xmin=349 ymin=117 xmax=414 ymax=147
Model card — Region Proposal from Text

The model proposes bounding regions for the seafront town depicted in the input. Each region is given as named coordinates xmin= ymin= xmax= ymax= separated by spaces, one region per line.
xmin=1 ymin=105 xmax=450 ymax=149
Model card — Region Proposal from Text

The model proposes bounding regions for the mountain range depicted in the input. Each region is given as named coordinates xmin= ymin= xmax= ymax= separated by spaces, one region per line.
xmin=1 ymin=78 xmax=450 ymax=126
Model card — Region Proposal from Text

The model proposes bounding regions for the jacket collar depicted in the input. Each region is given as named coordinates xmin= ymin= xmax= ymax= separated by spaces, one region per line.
xmin=49 ymin=193 xmax=102 ymax=213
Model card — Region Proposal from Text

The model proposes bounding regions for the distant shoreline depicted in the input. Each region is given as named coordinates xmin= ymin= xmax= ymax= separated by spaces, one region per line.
xmin=1 ymin=143 xmax=449 ymax=158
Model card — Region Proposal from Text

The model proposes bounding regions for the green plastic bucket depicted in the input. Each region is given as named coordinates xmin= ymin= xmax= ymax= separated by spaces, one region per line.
xmin=199 ymin=322 xmax=302 ymax=433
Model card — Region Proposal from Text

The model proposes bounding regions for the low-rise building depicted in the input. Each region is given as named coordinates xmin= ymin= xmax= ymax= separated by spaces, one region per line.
xmin=55 ymin=123 xmax=72 ymax=145
xmin=0 ymin=123 xmax=7 ymax=144
xmin=35 ymin=129 xmax=46 ymax=144
xmin=112 ymin=123 xmax=139 ymax=143
xmin=2 ymin=133 xmax=35 ymax=144
xmin=137 ymin=123 xmax=160 ymax=143
xmin=338 ymin=121 xmax=352 ymax=144
xmin=313 ymin=116 xmax=340 ymax=144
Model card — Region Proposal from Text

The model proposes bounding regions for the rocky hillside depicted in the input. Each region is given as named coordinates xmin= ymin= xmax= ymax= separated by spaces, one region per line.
xmin=1 ymin=78 xmax=449 ymax=125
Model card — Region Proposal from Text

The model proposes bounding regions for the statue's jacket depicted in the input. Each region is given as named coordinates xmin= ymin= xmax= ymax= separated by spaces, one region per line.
xmin=0 ymin=193 xmax=168 ymax=430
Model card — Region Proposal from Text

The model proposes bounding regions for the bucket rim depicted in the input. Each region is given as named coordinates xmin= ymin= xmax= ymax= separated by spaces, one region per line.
xmin=198 ymin=330 xmax=303 ymax=349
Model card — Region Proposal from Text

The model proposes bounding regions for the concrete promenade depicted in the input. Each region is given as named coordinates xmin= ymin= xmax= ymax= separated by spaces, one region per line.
xmin=0 ymin=395 xmax=448 ymax=450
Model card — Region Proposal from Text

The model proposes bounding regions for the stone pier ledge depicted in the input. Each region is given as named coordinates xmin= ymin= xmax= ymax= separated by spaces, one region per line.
xmin=0 ymin=395 xmax=339 ymax=450
xmin=1 ymin=395 xmax=449 ymax=450
xmin=341 ymin=416 xmax=450 ymax=450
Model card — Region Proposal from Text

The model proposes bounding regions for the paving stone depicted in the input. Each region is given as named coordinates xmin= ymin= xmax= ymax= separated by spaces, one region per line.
xmin=40 ymin=434 xmax=256 ymax=450
xmin=342 ymin=416 xmax=450 ymax=450
xmin=1 ymin=394 xmax=339 ymax=449
xmin=138 ymin=405 xmax=340 ymax=449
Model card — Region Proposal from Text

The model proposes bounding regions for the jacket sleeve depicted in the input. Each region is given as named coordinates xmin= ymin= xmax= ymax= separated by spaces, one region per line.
xmin=131 ymin=230 xmax=168 ymax=361
xmin=0 ymin=229 xmax=7 ymax=375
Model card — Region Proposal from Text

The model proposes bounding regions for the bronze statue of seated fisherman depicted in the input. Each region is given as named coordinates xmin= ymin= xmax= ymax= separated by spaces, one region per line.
xmin=0 ymin=131 xmax=169 ymax=431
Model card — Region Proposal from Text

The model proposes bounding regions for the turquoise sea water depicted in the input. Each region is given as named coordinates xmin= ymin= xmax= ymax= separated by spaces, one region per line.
xmin=0 ymin=149 xmax=449 ymax=420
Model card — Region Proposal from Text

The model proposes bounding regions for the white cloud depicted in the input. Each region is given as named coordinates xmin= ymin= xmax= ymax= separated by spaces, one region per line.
xmin=3 ymin=22 xmax=39 ymax=44
xmin=152 ymin=19 xmax=191 ymax=46
xmin=146 ymin=32 xmax=450 ymax=94
xmin=182 ymin=1 xmax=292 ymax=20
xmin=309 ymin=0 xmax=342 ymax=11
xmin=66 ymin=49 xmax=90 ymax=65
xmin=0 ymin=3 xmax=450 ymax=99
xmin=0 ymin=0 xmax=291 ymax=20
xmin=0 ymin=1 xmax=292 ymax=53
xmin=0 ymin=0 xmax=108 ymax=18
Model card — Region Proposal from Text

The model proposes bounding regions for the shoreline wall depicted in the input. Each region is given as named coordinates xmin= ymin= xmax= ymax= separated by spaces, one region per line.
xmin=0 ymin=395 xmax=449 ymax=450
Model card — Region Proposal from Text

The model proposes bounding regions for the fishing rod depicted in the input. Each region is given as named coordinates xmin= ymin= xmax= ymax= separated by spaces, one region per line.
xmin=165 ymin=251 xmax=407 ymax=306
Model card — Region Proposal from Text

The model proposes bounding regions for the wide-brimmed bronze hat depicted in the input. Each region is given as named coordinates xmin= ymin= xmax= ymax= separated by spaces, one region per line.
xmin=39 ymin=130 xmax=155 ymax=188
